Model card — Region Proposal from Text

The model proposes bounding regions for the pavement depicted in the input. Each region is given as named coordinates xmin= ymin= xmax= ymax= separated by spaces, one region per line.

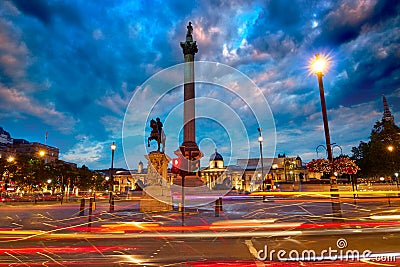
xmin=0 ymin=195 xmax=400 ymax=266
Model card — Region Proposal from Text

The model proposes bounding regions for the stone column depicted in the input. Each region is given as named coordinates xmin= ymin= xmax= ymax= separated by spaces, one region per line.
xmin=180 ymin=21 xmax=198 ymax=149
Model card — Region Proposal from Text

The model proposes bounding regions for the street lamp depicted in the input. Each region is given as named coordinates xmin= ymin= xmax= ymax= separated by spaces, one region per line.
xmin=387 ymin=145 xmax=394 ymax=175
xmin=310 ymin=53 xmax=342 ymax=220
xmin=5 ymin=156 xmax=15 ymax=189
xmin=387 ymin=145 xmax=398 ymax=193
xmin=109 ymin=142 xmax=116 ymax=212
xmin=310 ymin=54 xmax=336 ymax=189
xmin=39 ymin=150 xmax=46 ymax=158
xmin=258 ymin=128 xmax=264 ymax=191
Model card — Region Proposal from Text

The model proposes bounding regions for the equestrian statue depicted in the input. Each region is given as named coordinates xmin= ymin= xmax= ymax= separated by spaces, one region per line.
xmin=147 ymin=117 xmax=166 ymax=153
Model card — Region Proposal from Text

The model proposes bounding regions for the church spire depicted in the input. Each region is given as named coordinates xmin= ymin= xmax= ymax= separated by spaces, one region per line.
xmin=382 ymin=94 xmax=394 ymax=123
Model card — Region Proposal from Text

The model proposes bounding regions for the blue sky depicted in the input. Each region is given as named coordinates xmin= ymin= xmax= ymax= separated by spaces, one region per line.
xmin=0 ymin=0 xmax=399 ymax=170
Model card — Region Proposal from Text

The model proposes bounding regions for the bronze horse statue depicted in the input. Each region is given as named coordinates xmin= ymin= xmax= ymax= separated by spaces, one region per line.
xmin=147 ymin=118 xmax=166 ymax=153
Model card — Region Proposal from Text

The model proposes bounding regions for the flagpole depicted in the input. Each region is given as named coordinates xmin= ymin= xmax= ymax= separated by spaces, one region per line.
xmin=44 ymin=130 xmax=48 ymax=164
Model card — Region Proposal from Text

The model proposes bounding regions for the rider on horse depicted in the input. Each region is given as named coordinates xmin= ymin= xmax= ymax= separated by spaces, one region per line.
xmin=148 ymin=118 xmax=166 ymax=152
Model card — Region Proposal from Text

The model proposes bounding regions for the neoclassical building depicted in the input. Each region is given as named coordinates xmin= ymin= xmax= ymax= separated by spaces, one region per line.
xmin=200 ymin=149 xmax=232 ymax=190
xmin=200 ymin=150 xmax=307 ymax=192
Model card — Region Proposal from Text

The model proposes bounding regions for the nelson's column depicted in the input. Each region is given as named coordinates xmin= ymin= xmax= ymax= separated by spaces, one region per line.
xmin=174 ymin=22 xmax=203 ymax=187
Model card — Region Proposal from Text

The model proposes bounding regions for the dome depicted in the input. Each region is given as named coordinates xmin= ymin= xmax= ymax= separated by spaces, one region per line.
xmin=210 ymin=149 xmax=223 ymax=161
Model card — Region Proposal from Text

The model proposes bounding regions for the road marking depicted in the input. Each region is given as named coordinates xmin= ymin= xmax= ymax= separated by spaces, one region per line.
xmin=244 ymin=240 xmax=264 ymax=267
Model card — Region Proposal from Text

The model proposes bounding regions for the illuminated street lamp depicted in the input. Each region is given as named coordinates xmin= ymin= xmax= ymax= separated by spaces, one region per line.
xmin=258 ymin=128 xmax=264 ymax=191
xmin=310 ymin=54 xmax=336 ymax=189
xmin=39 ymin=150 xmax=46 ymax=157
xmin=387 ymin=145 xmax=395 ymax=174
xmin=310 ymin=53 xmax=342 ymax=220
xmin=5 ymin=156 xmax=15 ymax=188
xmin=109 ymin=142 xmax=116 ymax=212
xmin=387 ymin=145 xmax=398 ymax=193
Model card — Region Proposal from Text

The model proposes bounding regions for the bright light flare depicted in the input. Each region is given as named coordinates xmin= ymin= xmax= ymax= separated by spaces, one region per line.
xmin=309 ymin=53 xmax=331 ymax=75
xmin=387 ymin=145 xmax=394 ymax=152
xmin=111 ymin=142 xmax=117 ymax=151
xmin=7 ymin=156 xmax=15 ymax=162
xmin=39 ymin=150 xmax=46 ymax=157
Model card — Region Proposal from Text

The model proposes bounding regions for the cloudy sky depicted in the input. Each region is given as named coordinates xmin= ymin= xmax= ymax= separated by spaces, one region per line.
xmin=1 ymin=0 xmax=399 ymax=170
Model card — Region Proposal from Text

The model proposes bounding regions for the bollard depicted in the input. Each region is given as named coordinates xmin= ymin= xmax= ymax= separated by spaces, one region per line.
xmin=215 ymin=199 xmax=220 ymax=217
xmin=79 ymin=198 xmax=85 ymax=216
xmin=109 ymin=195 xmax=114 ymax=212
xmin=218 ymin=197 xmax=223 ymax=212
xmin=88 ymin=198 xmax=93 ymax=228
xmin=178 ymin=203 xmax=182 ymax=212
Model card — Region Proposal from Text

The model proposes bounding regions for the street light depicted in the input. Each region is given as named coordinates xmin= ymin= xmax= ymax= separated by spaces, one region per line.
xmin=310 ymin=53 xmax=341 ymax=220
xmin=109 ymin=142 xmax=116 ymax=212
xmin=7 ymin=156 xmax=14 ymax=163
xmin=310 ymin=54 xmax=336 ymax=189
xmin=39 ymin=150 xmax=46 ymax=158
xmin=258 ymin=128 xmax=264 ymax=191
xmin=387 ymin=145 xmax=398 ymax=194
xmin=387 ymin=145 xmax=394 ymax=175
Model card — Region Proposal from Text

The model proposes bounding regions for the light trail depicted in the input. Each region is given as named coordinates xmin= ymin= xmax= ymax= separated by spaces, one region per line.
xmin=251 ymin=190 xmax=400 ymax=196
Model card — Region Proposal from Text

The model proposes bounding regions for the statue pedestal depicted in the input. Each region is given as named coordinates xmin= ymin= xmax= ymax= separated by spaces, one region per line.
xmin=173 ymin=175 xmax=204 ymax=187
xmin=140 ymin=152 xmax=173 ymax=213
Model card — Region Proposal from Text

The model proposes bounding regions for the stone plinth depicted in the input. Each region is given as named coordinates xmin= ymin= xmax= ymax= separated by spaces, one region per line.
xmin=140 ymin=152 xmax=173 ymax=213
xmin=173 ymin=175 xmax=204 ymax=187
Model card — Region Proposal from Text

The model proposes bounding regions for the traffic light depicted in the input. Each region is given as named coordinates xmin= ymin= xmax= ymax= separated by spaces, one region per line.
xmin=171 ymin=158 xmax=181 ymax=174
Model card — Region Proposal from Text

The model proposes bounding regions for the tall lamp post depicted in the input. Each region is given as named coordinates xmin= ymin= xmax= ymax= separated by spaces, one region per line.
xmin=109 ymin=142 xmax=116 ymax=212
xmin=310 ymin=54 xmax=336 ymax=189
xmin=310 ymin=54 xmax=341 ymax=219
xmin=387 ymin=145 xmax=399 ymax=193
xmin=258 ymin=128 xmax=264 ymax=191
xmin=387 ymin=145 xmax=394 ymax=179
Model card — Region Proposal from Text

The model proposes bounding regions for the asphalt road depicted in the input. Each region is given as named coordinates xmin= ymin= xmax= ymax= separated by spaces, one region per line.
xmin=0 ymin=196 xmax=399 ymax=266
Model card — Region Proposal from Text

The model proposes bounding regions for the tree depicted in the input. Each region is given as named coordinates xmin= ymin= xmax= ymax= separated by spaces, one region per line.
xmin=351 ymin=120 xmax=400 ymax=178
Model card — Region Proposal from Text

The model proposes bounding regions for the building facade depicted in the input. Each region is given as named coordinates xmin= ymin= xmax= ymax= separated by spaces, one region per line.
xmin=199 ymin=150 xmax=307 ymax=192
xmin=12 ymin=139 xmax=59 ymax=163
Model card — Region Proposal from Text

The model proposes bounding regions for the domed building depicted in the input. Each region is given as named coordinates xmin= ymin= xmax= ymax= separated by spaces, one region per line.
xmin=209 ymin=149 xmax=224 ymax=169
xmin=201 ymin=149 xmax=231 ymax=189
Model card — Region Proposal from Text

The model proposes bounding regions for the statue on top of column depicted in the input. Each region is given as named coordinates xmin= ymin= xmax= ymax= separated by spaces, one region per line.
xmin=186 ymin=21 xmax=193 ymax=39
